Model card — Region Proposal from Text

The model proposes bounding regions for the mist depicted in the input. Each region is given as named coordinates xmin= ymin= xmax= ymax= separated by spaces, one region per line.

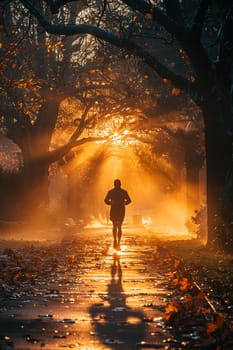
xmin=48 ymin=141 xmax=198 ymax=240
xmin=0 ymin=134 xmax=204 ymax=242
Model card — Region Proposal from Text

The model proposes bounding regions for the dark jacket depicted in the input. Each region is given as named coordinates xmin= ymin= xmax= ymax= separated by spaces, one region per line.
xmin=104 ymin=187 xmax=131 ymax=221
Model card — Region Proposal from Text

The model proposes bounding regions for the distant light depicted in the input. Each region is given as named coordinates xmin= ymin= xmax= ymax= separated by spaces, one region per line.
xmin=142 ymin=216 xmax=152 ymax=225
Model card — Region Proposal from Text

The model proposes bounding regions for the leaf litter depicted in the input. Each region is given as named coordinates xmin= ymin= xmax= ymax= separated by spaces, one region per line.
xmin=0 ymin=235 xmax=233 ymax=349
xmin=153 ymin=243 xmax=233 ymax=349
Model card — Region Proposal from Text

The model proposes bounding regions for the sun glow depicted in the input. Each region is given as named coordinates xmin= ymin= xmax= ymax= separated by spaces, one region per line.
xmin=107 ymin=130 xmax=138 ymax=146
xmin=91 ymin=114 xmax=140 ymax=146
xmin=45 ymin=112 xmax=199 ymax=240
xmin=94 ymin=128 xmax=139 ymax=146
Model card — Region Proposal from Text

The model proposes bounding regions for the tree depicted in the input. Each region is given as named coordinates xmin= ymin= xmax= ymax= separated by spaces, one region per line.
xmin=0 ymin=1 xmax=130 ymax=218
xmin=13 ymin=0 xmax=233 ymax=250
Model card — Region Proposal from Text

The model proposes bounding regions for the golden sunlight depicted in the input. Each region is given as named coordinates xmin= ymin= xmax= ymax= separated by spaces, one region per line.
xmin=53 ymin=139 xmax=193 ymax=239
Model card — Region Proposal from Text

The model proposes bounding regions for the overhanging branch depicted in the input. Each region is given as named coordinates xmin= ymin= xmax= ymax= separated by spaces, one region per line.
xmin=20 ymin=0 xmax=194 ymax=92
xmin=48 ymin=136 xmax=108 ymax=164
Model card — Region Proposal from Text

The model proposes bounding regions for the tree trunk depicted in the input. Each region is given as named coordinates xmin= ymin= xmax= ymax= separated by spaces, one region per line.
xmin=32 ymin=89 xmax=61 ymax=157
xmin=20 ymin=158 xmax=50 ymax=211
xmin=0 ymin=171 xmax=24 ymax=220
xmin=202 ymin=100 xmax=233 ymax=250
xmin=6 ymin=93 xmax=61 ymax=220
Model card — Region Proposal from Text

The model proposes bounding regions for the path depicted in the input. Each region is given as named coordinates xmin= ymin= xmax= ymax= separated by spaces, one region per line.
xmin=0 ymin=227 xmax=197 ymax=349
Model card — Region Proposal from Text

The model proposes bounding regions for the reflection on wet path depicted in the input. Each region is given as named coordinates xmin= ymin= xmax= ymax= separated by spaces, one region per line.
xmin=90 ymin=252 xmax=146 ymax=348
xmin=0 ymin=228 xmax=172 ymax=349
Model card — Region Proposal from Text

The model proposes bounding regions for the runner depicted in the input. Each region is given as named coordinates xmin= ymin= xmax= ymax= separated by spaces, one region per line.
xmin=104 ymin=179 xmax=131 ymax=250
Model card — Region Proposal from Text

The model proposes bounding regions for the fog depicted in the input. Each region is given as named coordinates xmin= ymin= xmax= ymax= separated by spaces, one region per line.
xmin=49 ymin=142 xmax=196 ymax=240
xmin=0 ymin=137 xmax=204 ymax=241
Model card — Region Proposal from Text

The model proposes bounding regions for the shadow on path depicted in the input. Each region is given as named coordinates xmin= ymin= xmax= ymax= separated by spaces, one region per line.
xmin=89 ymin=252 xmax=146 ymax=349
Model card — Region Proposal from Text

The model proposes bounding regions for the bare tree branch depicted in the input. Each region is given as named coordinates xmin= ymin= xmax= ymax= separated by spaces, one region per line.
xmin=42 ymin=135 xmax=108 ymax=165
xmin=44 ymin=0 xmax=77 ymax=14
xmin=123 ymin=0 xmax=213 ymax=76
xmin=123 ymin=0 xmax=188 ymax=42
xmin=163 ymin=0 xmax=185 ymax=25
xmin=191 ymin=0 xmax=211 ymax=42
xmin=69 ymin=101 xmax=93 ymax=142
xmin=97 ymin=0 xmax=107 ymax=27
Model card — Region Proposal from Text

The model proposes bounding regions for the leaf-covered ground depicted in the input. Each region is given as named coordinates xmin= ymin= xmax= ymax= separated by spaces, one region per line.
xmin=152 ymin=239 xmax=233 ymax=349
xmin=161 ymin=239 xmax=233 ymax=308
xmin=0 ymin=229 xmax=233 ymax=349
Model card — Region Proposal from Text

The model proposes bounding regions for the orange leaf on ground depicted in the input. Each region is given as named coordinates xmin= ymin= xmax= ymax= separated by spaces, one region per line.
xmin=171 ymin=87 xmax=181 ymax=96
xmin=173 ymin=258 xmax=180 ymax=268
xmin=179 ymin=277 xmax=192 ymax=290
xmin=146 ymin=13 xmax=153 ymax=19
xmin=165 ymin=302 xmax=179 ymax=314
xmin=97 ymin=56 xmax=105 ymax=62
xmin=206 ymin=313 xmax=225 ymax=334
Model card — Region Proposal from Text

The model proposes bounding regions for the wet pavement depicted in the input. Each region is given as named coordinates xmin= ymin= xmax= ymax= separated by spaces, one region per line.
xmin=0 ymin=226 xmax=221 ymax=349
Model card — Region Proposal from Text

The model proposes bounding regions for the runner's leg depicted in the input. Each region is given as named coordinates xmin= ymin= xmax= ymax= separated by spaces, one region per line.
xmin=112 ymin=221 xmax=117 ymax=248
xmin=117 ymin=221 xmax=122 ymax=249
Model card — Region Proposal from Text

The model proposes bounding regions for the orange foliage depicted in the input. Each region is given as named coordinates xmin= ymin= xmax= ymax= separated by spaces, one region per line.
xmin=173 ymin=258 xmax=180 ymax=268
xmin=206 ymin=313 xmax=225 ymax=334
xmin=197 ymin=306 xmax=212 ymax=315
xmin=97 ymin=56 xmax=105 ymax=62
xmin=146 ymin=13 xmax=153 ymax=19
xmin=171 ymin=87 xmax=181 ymax=96
xmin=166 ymin=302 xmax=179 ymax=312
xmin=167 ymin=271 xmax=174 ymax=278
xmin=179 ymin=277 xmax=192 ymax=290
xmin=164 ymin=301 xmax=180 ymax=321
xmin=173 ymin=276 xmax=193 ymax=290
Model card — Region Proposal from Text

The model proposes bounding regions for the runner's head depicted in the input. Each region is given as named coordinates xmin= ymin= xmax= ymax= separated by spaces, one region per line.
xmin=114 ymin=179 xmax=121 ymax=188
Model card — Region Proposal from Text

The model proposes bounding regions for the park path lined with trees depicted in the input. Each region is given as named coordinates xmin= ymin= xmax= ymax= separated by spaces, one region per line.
xmin=0 ymin=227 xmax=232 ymax=349
xmin=1 ymin=2 xmax=233 ymax=348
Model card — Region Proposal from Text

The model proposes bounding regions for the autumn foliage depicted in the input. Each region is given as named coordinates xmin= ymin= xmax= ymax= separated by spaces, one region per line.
xmin=154 ymin=244 xmax=233 ymax=348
